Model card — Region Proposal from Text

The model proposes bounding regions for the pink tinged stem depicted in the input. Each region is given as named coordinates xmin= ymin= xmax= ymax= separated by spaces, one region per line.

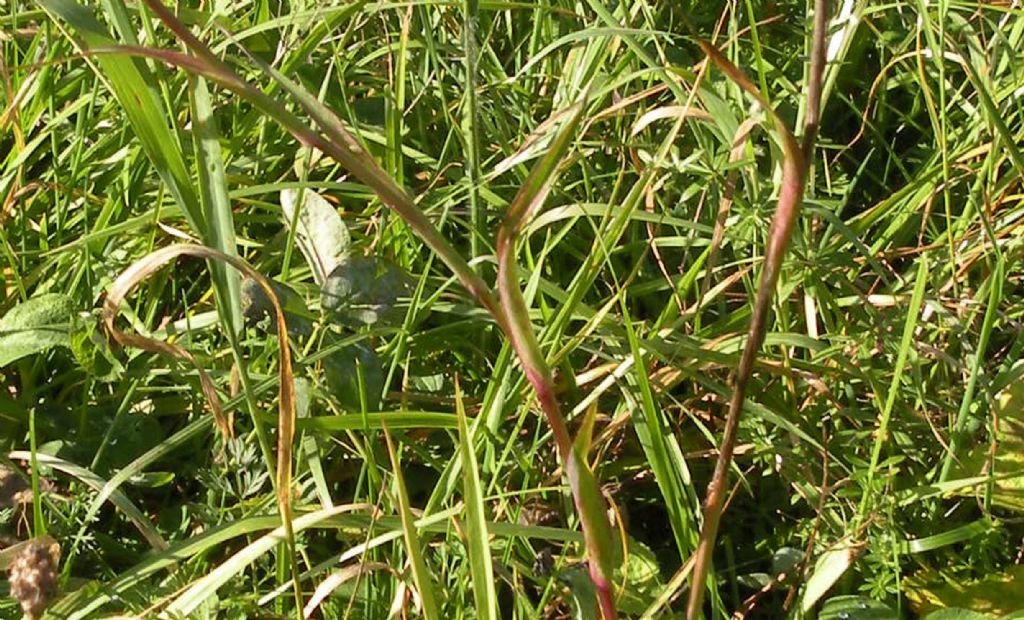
xmin=686 ymin=0 xmax=826 ymax=611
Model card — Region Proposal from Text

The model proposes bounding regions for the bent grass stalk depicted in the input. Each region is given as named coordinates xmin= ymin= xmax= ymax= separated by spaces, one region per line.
xmin=685 ymin=1 xmax=828 ymax=616
xmin=102 ymin=244 xmax=304 ymax=617
xmin=496 ymin=99 xmax=618 ymax=617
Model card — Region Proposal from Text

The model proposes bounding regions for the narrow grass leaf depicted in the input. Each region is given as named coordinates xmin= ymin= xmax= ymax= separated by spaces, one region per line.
xmin=619 ymin=298 xmax=698 ymax=558
xmin=687 ymin=33 xmax=822 ymax=619
xmin=898 ymin=519 xmax=995 ymax=555
xmin=8 ymin=451 xmax=166 ymax=552
xmin=303 ymin=563 xmax=392 ymax=619
xmin=296 ymin=411 xmax=458 ymax=433
xmin=165 ymin=505 xmax=365 ymax=617
xmin=455 ymin=377 xmax=497 ymax=620
xmin=189 ymin=75 xmax=243 ymax=335
xmin=382 ymin=425 xmax=440 ymax=620
xmin=859 ymin=255 xmax=929 ymax=517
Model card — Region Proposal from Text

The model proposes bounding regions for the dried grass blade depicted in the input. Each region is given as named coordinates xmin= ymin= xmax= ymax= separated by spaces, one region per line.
xmin=102 ymin=243 xmax=303 ymax=613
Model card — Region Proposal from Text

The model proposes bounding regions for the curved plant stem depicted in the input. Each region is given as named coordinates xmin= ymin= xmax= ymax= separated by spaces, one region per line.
xmin=685 ymin=2 xmax=828 ymax=617
xmin=496 ymin=100 xmax=617 ymax=619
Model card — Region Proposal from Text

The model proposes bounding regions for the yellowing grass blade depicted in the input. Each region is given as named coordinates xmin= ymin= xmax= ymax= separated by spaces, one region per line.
xmin=102 ymin=244 xmax=302 ymax=613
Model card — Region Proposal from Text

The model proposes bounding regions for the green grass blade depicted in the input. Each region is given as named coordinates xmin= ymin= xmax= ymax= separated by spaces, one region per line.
xmin=295 ymin=411 xmax=458 ymax=433
xmin=42 ymin=0 xmax=244 ymax=339
xmin=858 ymin=254 xmax=930 ymax=520
xmin=461 ymin=0 xmax=482 ymax=264
xmin=38 ymin=0 xmax=202 ymax=230
xmin=164 ymin=505 xmax=363 ymax=618
xmin=8 ymin=451 xmax=166 ymax=552
xmin=939 ymin=243 xmax=1004 ymax=482
xmin=619 ymin=297 xmax=698 ymax=558
xmin=455 ymin=378 xmax=498 ymax=620
xmin=382 ymin=425 xmax=440 ymax=620
xmin=189 ymin=75 xmax=243 ymax=335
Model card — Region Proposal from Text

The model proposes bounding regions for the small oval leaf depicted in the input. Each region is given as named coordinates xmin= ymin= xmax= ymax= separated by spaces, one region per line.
xmin=819 ymin=596 xmax=899 ymax=620
xmin=322 ymin=256 xmax=410 ymax=326
xmin=280 ymin=189 xmax=351 ymax=286
xmin=324 ymin=339 xmax=384 ymax=411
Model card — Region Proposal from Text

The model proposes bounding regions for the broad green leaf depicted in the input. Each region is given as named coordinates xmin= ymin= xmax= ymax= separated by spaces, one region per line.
xmin=802 ymin=543 xmax=859 ymax=612
xmin=69 ymin=316 xmax=123 ymax=381
xmin=615 ymin=538 xmax=668 ymax=615
xmin=324 ymin=339 xmax=384 ymax=411
xmin=906 ymin=566 xmax=1024 ymax=617
xmin=322 ymin=256 xmax=411 ymax=326
xmin=280 ymin=188 xmax=351 ymax=287
xmin=561 ymin=563 xmax=599 ymax=620
xmin=952 ymin=376 xmax=1024 ymax=510
xmin=0 ymin=294 xmax=76 ymax=366
xmin=772 ymin=546 xmax=805 ymax=576
xmin=819 ymin=596 xmax=899 ymax=620
xmin=240 ymin=276 xmax=314 ymax=337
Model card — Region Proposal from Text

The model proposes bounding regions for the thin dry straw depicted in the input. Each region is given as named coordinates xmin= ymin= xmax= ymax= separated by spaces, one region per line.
xmin=102 ymin=244 xmax=304 ymax=615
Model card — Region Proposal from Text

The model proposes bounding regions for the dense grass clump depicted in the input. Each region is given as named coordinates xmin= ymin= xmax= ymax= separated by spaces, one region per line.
xmin=1 ymin=0 xmax=1023 ymax=618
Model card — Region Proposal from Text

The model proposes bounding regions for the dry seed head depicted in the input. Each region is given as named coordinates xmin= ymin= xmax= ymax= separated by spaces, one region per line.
xmin=8 ymin=538 xmax=59 ymax=620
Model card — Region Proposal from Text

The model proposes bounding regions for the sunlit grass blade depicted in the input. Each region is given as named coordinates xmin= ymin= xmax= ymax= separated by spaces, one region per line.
xmin=164 ymin=505 xmax=364 ymax=618
xmin=189 ymin=75 xmax=243 ymax=335
xmin=455 ymin=377 xmax=497 ymax=620
xmin=37 ymin=0 xmax=200 ymax=229
xmin=382 ymin=425 xmax=440 ymax=620
xmin=619 ymin=297 xmax=699 ymax=558
xmin=857 ymin=255 xmax=929 ymax=521
xmin=39 ymin=0 xmax=242 ymax=339
xmin=8 ymin=451 xmax=166 ymax=552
